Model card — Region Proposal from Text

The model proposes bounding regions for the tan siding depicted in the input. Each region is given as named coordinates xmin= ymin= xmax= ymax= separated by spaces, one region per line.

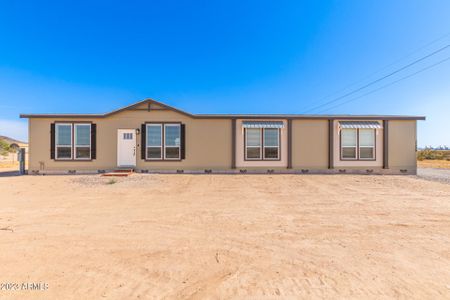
xmin=291 ymin=120 xmax=328 ymax=168
xmin=26 ymin=105 xmax=419 ymax=173
xmin=388 ymin=120 xmax=417 ymax=169
xmin=28 ymin=118 xmax=35 ymax=169
xmin=28 ymin=109 xmax=232 ymax=171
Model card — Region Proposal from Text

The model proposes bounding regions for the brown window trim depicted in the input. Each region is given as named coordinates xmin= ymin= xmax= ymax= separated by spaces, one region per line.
xmin=144 ymin=122 xmax=182 ymax=162
xmin=54 ymin=121 xmax=93 ymax=162
xmin=340 ymin=128 xmax=376 ymax=161
xmin=244 ymin=127 xmax=281 ymax=161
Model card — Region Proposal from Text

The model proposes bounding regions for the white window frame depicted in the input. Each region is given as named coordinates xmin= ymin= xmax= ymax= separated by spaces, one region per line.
xmin=164 ymin=124 xmax=181 ymax=160
xmin=358 ymin=129 xmax=376 ymax=160
xmin=340 ymin=128 xmax=358 ymax=160
xmin=245 ymin=128 xmax=280 ymax=161
xmin=146 ymin=124 xmax=163 ymax=160
xmin=74 ymin=123 xmax=91 ymax=160
xmin=55 ymin=123 xmax=73 ymax=160
xmin=262 ymin=128 xmax=280 ymax=160
xmin=340 ymin=128 xmax=376 ymax=160
xmin=245 ymin=128 xmax=262 ymax=160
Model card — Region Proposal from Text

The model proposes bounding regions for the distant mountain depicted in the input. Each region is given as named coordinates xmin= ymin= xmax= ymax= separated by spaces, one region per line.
xmin=418 ymin=146 xmax=450 ymax=151
xmin=0 ymin=135 xmax=28 ymax=145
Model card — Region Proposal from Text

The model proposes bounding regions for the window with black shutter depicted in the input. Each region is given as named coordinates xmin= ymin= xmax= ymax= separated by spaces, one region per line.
xmin=143 ymin=123 xmax=185 ymax=160
xmin=141 ymin=124 xmax=146 ymax=160
xmin=91 ymin=124 xmax=97 ymax=159
xmin=180 ymin=124 xmax=185 ymax=159
xmin=50 ymin=123 xmax=55 ymax=159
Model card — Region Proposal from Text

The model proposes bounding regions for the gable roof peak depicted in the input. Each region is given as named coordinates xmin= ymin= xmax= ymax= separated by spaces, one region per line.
xmin=104 ymin=98 xmax=193 ymax=117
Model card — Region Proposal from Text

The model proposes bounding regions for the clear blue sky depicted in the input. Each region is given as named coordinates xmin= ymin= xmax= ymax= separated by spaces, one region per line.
xmin=1 ymin=1 xmax=449 ymax=146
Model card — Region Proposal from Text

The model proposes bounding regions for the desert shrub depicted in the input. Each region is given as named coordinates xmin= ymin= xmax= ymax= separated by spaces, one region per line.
xmin=106 ymin=179 xmax=117 ymax=185
xmin=0 ymin=139 xmax=10 ymax=156
xmin=417 ymin=150 xmax=445 ymax=161
xmin=444 ymin=151 xmax=450 ymax=160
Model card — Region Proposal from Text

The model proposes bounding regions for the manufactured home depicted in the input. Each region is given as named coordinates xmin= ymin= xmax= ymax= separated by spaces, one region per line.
xmin=20 ymin=99 xmax=425 ymax=174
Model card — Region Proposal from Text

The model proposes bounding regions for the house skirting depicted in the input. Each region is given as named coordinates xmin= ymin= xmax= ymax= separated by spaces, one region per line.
xmin=27 ymin=167 xmax=417 ymax=176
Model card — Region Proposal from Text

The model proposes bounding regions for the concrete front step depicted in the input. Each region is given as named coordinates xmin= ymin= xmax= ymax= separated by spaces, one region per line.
xmin=101 ymin=173 xmax=131 ymax=177
xmin=101 ymin=169 xmax=134 ymax=177
xmin=112 ymin=169 xmax=134 ymax=173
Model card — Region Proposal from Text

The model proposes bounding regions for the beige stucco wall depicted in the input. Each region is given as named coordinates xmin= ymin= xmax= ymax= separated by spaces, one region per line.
xmin=388 ymin=120 xmax=417 ymax=169
xmin=235 ymin=119 xmax=288 ymax=168
xmin=28 ymin=109 xmax=232 ymax=171
xmin=291 ymin=120 xmax=328 ymax=168
xmin=333 ymin=120 xmax=383 ymax=168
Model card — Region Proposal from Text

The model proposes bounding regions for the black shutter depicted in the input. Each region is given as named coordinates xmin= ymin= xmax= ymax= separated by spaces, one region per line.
xmin=50 ymin=123 xmax=55 ymax=159
xmin=180 ymin=124 xmax=186 ymax=159
xmin=141 ymin=124 xmax=146 ymax=160
xmin=91 ymin=123 xmax=97 ymax=159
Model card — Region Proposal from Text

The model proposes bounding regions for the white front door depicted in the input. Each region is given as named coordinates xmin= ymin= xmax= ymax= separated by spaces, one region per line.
xmin=117 ymin=129 xmax=136 ymax=167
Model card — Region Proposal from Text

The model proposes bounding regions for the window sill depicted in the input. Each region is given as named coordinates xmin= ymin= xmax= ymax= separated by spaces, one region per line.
xmin=244 ymin=159 xmax=282 ymax=161
xmin=340 ymin=159 xmax=376 ymax=161
xmin=54 ymin=159 xmax=94 ymax=162
xmin=144 ymin=159 xmax=182 ymax=162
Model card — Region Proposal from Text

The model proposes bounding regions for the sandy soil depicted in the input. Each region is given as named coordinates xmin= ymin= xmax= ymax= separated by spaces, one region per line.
xmin=0 ymin=161 xmax=18 ymax=169
xmin=0 ymin=174 xmax=450 ymax=299
xmin=418 ymin=159 xmax=450 ymax=169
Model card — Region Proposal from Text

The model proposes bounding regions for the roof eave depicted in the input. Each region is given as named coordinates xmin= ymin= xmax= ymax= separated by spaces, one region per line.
xmin=20 ymin=98 xmax=195 ymax=119
xmin=20 ymin=113 xmax=426 ymax=120
xmin=194 ymin=115 xmax=426 ymax=120
xmin=20 ymin=114 xmax=104 ymax=119
xmin=19 ymin=98 xmax=426 ymax=121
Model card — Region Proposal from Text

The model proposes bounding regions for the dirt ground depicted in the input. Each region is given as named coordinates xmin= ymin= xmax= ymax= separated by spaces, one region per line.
xmin=418 ymin=159 xmax=450 ymax=169
xmin=0 ymin=174 xmax=450 ymax=299
xmin=0 ymin=161 xmax=18 ymax=169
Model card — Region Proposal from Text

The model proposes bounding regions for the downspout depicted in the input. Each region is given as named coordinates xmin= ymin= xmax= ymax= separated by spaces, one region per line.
xmin=231 ymin=118 xmax=236 ymax=169
xmin=383 ymin=120 xmax=389 ymax=169
xmin=328 ymin=119 xmax=334 ymax=169
xmin=287 ymin=119 xmax=292 ymax=169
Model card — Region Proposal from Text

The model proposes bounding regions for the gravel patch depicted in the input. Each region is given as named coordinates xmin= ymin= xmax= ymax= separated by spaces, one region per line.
xmin=70 ymin=173 xmax=162 ymax=187
xmin=417 ymin=168 xmax=450 ymax=184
